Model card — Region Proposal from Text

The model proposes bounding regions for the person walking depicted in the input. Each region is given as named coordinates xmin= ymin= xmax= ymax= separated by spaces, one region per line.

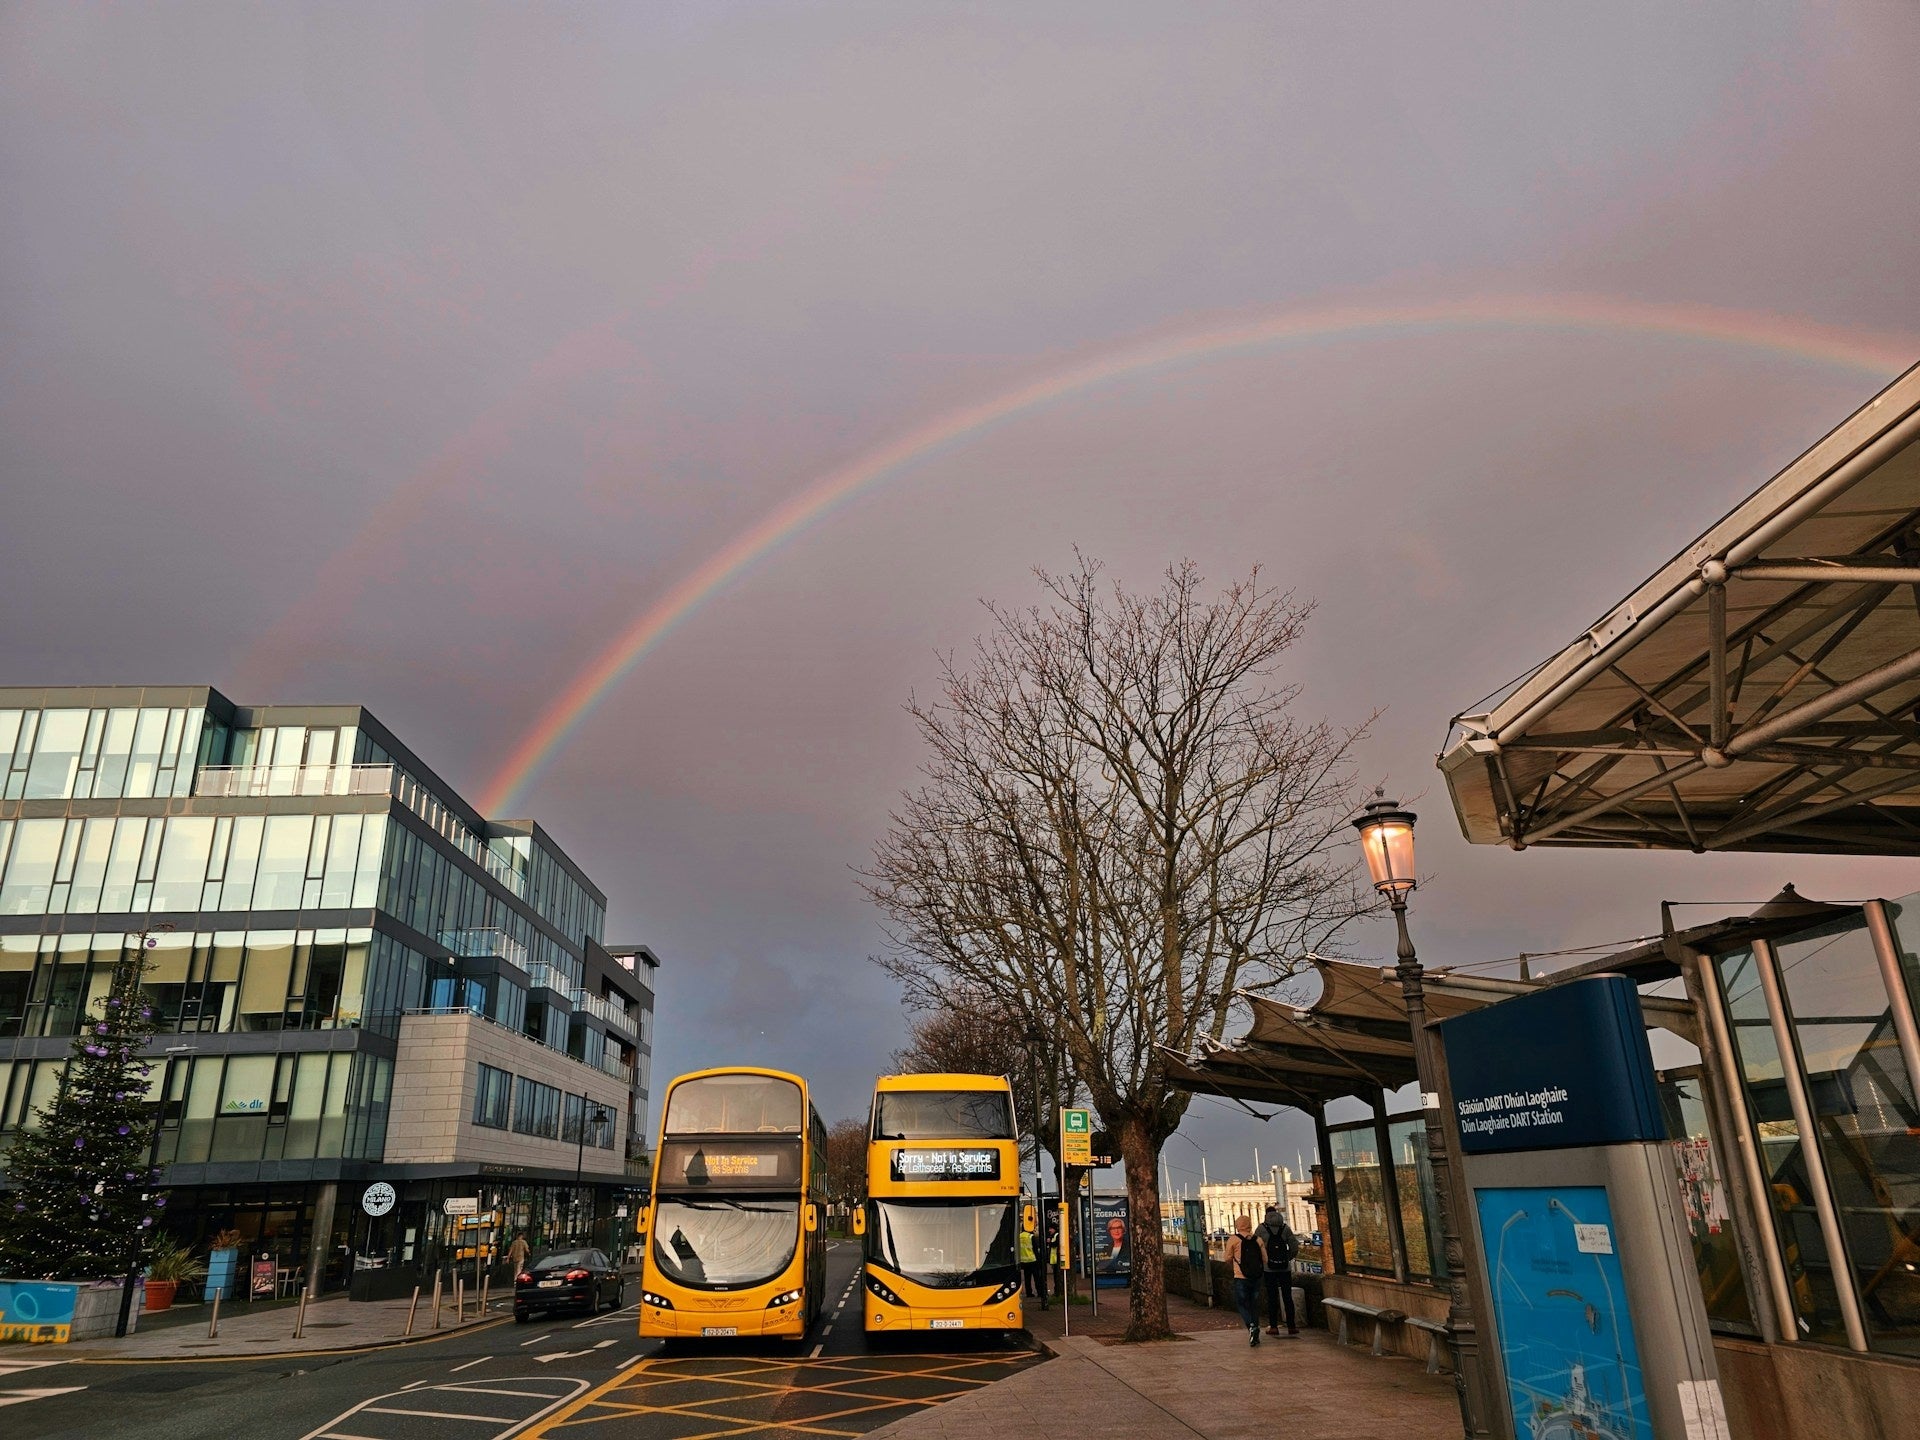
xmin=1255 ymin=1205 xmax=1299 ymax=1337
xmin=1227 ymin=1214 xmax=1267 ymax=1346
xmin=506 ymin=1232 xmax=531 ymax=1273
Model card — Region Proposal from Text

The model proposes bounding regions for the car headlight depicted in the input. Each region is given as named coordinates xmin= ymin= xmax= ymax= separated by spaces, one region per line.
xmin=640 ymin=1290 xmax=674 ymax=1309
xmin=988 ymin=1278 xmax=1022 ymax=1303
xmin=766 ymin=1289 xmax=803 ymax=1308
xmin=864 ymin=1273 xmax=903 ymax=1307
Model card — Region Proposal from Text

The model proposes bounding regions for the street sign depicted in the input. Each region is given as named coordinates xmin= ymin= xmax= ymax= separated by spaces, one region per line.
xmin=442 ymin=1196 xmax=479 ymax=1217
xmin=360 ymin=1181 xmax=396 ymax=1217
xmin=1060 ymin=1107 xmax=1092 ymax=1166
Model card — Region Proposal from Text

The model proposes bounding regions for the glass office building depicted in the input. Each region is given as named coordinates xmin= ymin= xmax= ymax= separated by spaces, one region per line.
xmin=0 ymin=686 xmax=657 ymax=1295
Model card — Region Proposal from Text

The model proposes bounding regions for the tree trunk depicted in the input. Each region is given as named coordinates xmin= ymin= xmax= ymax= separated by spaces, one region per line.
xmin=1118 ymin=1113 xmax=1171 ymax=1342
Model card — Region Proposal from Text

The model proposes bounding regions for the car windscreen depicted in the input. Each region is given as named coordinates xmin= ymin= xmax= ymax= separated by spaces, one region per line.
xmin=533 ymin=1250 xmax=595 ymax=1270
xmin=873 ymin=1089 xmax=1014 ymax=1140
xmin=868 ymin=1199 xmax=1018 ymax=1289
xmin=651 ymin=1197 xmax=800 ymax=1289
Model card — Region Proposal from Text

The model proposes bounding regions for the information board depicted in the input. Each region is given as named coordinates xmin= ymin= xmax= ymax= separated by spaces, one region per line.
xmin=1060 ymin=1108 xmax=1092 ymax=1166
xmin=656 ymin=1138 xmax=800 ymax=1189
xmin=1475 ymin=1185 xmax=1653 ymax=1440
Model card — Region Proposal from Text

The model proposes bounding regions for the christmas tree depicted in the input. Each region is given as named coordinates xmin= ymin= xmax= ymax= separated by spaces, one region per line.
xmin=0 ymin=930 xmax=166 ymax=1279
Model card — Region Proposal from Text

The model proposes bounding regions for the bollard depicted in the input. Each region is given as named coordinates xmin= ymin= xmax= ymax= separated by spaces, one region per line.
xmin=405 ymin=1284 xmax=421 ymax=1337
xmin=432 ymin=1271 xmax=444 ymax=1330
xmin=208 ymin=1291 xmax=221 ymax=1340
xmin=455 ymin=1275 xmax=464 ymax=1324
xmin=479 ymin=1273 xmax=490 ymax=1314
xmin=292 ymin=1286 xmax=308 ymax=1340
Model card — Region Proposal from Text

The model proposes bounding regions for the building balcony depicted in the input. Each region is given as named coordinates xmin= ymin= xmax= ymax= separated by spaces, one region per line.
xmin=439 ymin=927 xmax=530 ymax=973
xmin=194 ymin=762 xmax=395 ymax=799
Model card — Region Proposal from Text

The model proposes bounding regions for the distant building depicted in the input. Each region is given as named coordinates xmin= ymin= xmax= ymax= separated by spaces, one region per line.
xmin=1198 ymin=1173 xmax=1313 ymax=1235
xmin=0 ymin=686 xmax=657 ymax=1295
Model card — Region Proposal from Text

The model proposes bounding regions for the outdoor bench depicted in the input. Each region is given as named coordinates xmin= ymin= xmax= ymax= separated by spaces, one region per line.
xmin=1322 ymin=1297 xmax=1407 ymax=1356
xmin=1405 ymin=1314 xmax=1452 ymax=1373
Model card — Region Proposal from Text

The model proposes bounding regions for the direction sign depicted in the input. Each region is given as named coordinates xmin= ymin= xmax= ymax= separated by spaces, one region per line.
xmin=442 ymin=1196 xmax=479 ymax=1217
xmin=1060 ymin=1108 xmax=1092 ymax=1167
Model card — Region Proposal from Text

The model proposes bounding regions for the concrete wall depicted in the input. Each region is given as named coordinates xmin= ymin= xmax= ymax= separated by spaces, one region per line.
xmin=385 ymin=1012 xmax=627 ymax=1176
xmin=1715 ymin=1337 xmax=1920 ymax=1440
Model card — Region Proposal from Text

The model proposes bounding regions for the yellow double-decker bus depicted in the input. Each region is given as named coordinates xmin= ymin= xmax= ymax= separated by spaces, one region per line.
xmin=638 ymin=1067 xmax=827 ymax=1342
xmin=856 ymin=1072 xmax=1026 ymax=1335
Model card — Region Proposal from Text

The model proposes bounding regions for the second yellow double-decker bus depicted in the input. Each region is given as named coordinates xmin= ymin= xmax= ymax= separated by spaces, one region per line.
xmin=638 ymin=1066 xmax=827 ymax=1342
xmin=857 ymin=1072 xmax=1026 ymax=1335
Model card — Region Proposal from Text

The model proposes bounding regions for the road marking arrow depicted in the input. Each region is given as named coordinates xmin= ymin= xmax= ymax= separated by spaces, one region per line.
xmin=533 ymin=1349 xmax=592 ymax=1364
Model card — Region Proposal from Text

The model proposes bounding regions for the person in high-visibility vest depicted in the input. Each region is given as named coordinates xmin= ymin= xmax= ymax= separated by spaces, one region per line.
xmin=1019 ymin=1225 xmax=1043 ymax=1306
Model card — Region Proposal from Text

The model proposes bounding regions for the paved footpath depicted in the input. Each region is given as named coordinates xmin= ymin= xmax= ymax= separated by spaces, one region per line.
xmin=49 ymin=1291 xmax=500 ymax=1360
xmin=865 ymin=1326 xmax=1459 ymax=1440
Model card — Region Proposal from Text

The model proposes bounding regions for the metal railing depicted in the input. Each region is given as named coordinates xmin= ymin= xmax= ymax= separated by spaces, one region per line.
xmin=194 ymin=763 xmax=395 ymax=798
xmin=396 ymin=1005 xmax=634 ymax=1087
xmin=576 ymin=991 xmax=635 ymax=1035
xmin=438 ymin=928 xmax=529 ymax=972
xmin=521 ymin=963 xmax=636 ymax=1038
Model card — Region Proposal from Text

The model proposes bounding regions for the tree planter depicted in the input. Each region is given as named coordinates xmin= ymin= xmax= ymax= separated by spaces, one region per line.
xmin=142 ymin=1279 xmax=178 ymax=1313
xmin=0 ymin=1279 xmax=140 ymax=1343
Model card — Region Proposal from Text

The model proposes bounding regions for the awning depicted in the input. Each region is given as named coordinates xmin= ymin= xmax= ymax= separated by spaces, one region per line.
xmin=1166 ymin=958 xmax=1522 ymax=1111
xmin=1440 ymin=363 xmax=1920 ymax=853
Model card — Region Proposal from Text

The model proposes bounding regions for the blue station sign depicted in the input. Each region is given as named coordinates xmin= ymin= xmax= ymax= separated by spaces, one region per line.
xmin=1438 ymin=974 xmax=1664 ymax=1155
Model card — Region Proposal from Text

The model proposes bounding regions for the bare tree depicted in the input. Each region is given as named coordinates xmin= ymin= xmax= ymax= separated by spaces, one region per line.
xmin=863 ymin=558 xmax=1372 ymax=1340
xmin=824 ymin=1118 xmax=870 ymax=1215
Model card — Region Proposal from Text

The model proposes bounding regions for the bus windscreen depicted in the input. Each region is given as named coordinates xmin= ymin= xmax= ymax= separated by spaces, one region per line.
xmin=652 ymin=1197 xmax=800 ymax=1289
xmin=873 ymin=1089 xmax=1014 ymax=1141
xmin=665 ymin=1074 xmax=803 ymax=1135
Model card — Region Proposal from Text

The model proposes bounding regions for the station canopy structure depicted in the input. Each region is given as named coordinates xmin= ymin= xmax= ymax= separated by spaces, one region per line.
xmin=1441 ymin=362 xmax=1920 ymax=854
xmin=1163 ymin=957 xmax=1524 ymax=1111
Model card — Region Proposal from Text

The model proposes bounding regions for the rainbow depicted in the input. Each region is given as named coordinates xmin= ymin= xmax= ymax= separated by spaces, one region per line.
xmin=474 ymin=293 xmax=1915 ymax=813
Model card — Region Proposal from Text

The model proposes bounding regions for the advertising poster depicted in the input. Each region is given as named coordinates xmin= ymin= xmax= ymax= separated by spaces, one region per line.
xmin=1092 ymin=1194 xmax=1130 ymax=1286
xmin=1475 ymin=1185 xmax=1652 ymax=1440
xmin=0 ymin=1280 xmax=78 ymax=1342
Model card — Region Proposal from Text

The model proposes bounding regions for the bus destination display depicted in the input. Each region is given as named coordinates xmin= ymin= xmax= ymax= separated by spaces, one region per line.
xmin=889 ymin=1147 xmax=1001 ymax=1182
xmin=657 ymin=1139 xmax=799 ymax=1188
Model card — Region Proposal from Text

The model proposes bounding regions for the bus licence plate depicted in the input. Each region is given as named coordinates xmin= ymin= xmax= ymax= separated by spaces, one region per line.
xmin=930 ymin=1319 xmax=964 ymax=1329
xmin=702 ymin=1326 xmax=739 ymax=1337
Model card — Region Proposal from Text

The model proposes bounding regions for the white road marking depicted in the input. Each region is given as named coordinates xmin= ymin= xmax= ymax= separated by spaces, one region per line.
xmin=519 ymin=1332 xmax=552 ymax=1346
xmin=0 ymin=1388 xmax=86 ymax=1409
xmin=592 ymin=1339 xmax=615 ymax=1349
xmin=298 ymin=1376 xmax=589 ymax=1440
xmin=615 ymin=1354 xmax=644 ymax=1371
xmin=532 ymin=1349 xmax=593 ymax=1364
xmin=570 ymin=1302 xmax=638 ymax=1329
xmin=451 ymin=1357 xmax=491 ymax=1372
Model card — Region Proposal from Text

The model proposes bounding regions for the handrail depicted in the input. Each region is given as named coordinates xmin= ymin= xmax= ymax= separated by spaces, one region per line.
xmin=194 ymin=763 xmax=395 ymax=798
xmin=438 ymin=928 xmax=530 ymax=972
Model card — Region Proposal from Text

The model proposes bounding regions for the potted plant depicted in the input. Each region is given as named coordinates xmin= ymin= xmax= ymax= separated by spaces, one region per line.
xmin=142 ymin=1238 xmax=205 ymax=1312
xmin=205 ymin=1229 xmax=243 ymax=1301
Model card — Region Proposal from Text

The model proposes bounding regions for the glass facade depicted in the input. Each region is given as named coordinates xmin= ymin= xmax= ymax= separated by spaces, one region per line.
xmin=0 ymin=813 xmax=386 ymax=917
xmin=1712 ymin=898 xmax=1920 ymax=1359
xmin=0 ymin=705 xmax=209 ymax=801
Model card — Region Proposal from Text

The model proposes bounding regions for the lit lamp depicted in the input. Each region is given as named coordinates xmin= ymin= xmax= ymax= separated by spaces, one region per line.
xmin=1350 ymin=791 xmax=1492 ymax=1439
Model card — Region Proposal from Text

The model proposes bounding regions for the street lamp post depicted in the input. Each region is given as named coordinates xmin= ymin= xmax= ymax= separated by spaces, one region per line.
xmin=1352 ymin=792 xmax=1494 ymax=1440
xmin=573 ymin=1103 xmax=613 ymax=1245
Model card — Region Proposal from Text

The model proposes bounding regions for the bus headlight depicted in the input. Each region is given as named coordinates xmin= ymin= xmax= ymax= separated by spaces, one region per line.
xmin=864 ymin=1273 xmax=904 ymax=1307
xmin=766 ymin=1289 xmax=803 ymax=1308
xmin=641 ymin=1291 xmax=674 ymax=1309
xmin=988 ymin=1278 xmax=1022 ymax=1304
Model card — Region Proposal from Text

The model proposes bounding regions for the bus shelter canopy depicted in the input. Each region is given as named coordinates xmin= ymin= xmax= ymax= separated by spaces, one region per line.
xmin=1164 ymin=958 xmax=1522 ymax=1112
xmin=1441 ymin=363 xmax=1920 ymax=853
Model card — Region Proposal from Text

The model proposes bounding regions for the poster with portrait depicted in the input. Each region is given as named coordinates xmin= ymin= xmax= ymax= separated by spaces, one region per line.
xmin=1475 ymin=1185 xmax=1652 ymax=1440
xmin=1092 ymin=1194 xmax=1130 ymax=1284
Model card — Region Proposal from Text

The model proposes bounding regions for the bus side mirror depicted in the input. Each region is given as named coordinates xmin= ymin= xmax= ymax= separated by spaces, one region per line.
xmin=852 ymin=1208 xmax=866 ymax=1236
xmin=635 ymin=1204 xmax=651 ymax=1237
xmin=805 ymin=1204 xmax=819 ymax=1234
xmin=1022 ymin=1204 xmax=1036 ymax=1234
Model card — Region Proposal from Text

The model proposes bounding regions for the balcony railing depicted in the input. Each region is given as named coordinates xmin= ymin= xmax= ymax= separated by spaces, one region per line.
xmin=522 ymin=963 xmax=636 ymax=1038
xmin=576 ymin=991 xmax=635 ymax=1035
xmin=195 ymin=763 xmax=395 ymax=798
xmin=439 ymin=928 xmax=529 ymax=972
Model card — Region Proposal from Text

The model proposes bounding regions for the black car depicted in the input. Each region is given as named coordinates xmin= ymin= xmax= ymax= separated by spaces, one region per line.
xmin=514 ymin=1248 xmax=624 ymax=1322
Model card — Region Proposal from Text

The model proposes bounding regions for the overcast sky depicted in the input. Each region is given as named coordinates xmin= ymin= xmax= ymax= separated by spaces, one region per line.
xmin=5 ymin=3 xmax=1919 ymax=1191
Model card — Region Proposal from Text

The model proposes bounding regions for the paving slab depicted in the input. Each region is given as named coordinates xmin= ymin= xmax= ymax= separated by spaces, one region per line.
xmin=32 ymin=1293 xmax=502 ymax=1361
xmin=866 ymin=1327 xmax=1459 ymax=1440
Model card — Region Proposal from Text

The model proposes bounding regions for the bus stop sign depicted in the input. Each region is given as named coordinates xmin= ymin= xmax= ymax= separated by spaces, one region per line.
xmin=1060 ymin=1108 xmax=1092 ymax=1166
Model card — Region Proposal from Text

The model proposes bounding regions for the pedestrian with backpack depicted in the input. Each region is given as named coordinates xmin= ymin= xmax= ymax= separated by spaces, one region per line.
xmin=1255 ymin=1205 xmax=1299 ymax=1337
xmin=1227 ymin=1214 xmax=1267 ymax=1346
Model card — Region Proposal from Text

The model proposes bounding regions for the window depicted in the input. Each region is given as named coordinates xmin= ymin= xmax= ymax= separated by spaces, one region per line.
xmin=474 ymin=1064 xmax=512 ymax=1129
xmin=664 ymin=1073 xmax=802 ymax=1135
xmin=1328 ymin=1125 xmax=1394 ymax=1276
xmin=514 ymin=1077 xmax=560 ymax=1139
xmin=872 ymin=1089 xmax=1013 ymax=1140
